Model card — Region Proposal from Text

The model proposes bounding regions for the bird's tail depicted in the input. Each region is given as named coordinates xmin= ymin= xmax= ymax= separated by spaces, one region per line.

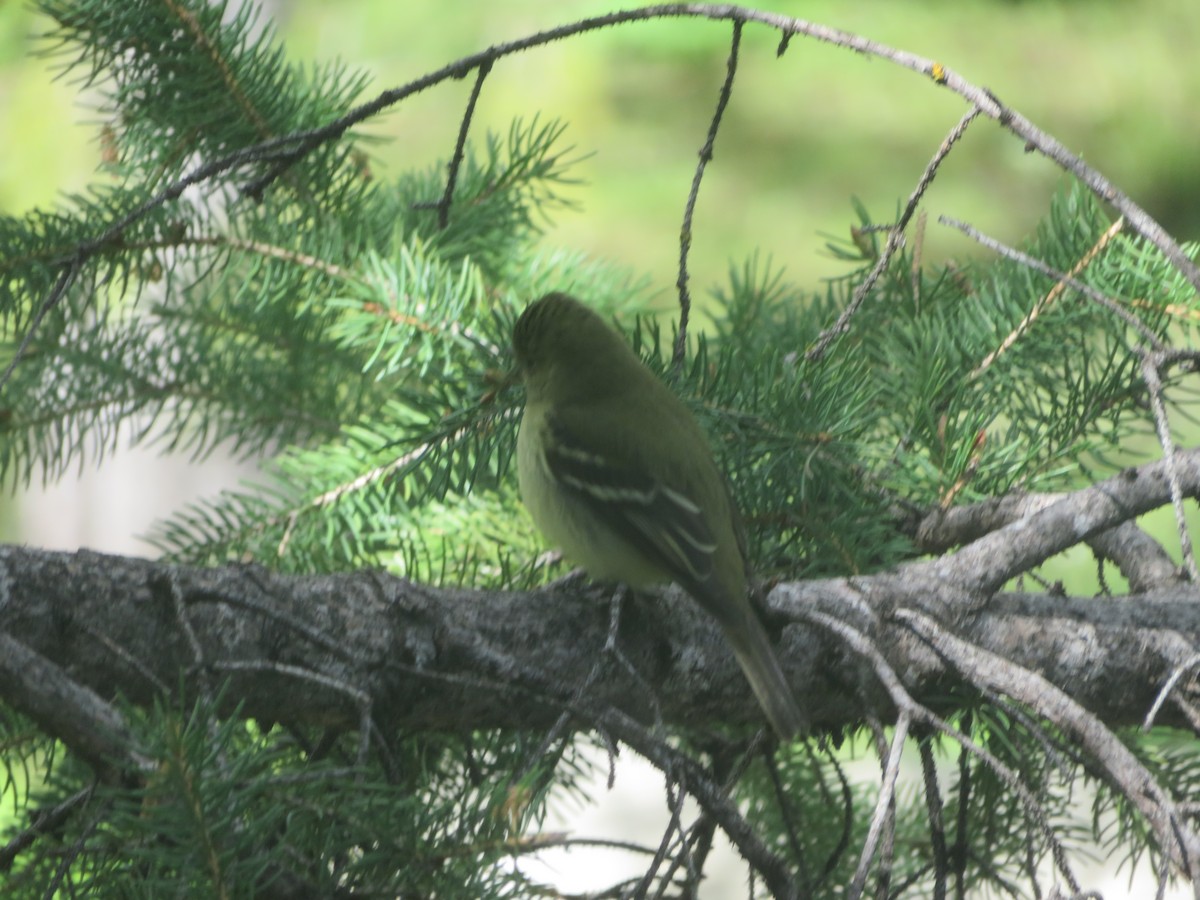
xmin=725 ymin=611 xmax=807 ymax=740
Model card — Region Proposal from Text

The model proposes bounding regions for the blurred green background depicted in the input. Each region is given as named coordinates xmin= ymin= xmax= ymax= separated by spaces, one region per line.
xmin=3 ymin=0 xmax=1198 ymax=299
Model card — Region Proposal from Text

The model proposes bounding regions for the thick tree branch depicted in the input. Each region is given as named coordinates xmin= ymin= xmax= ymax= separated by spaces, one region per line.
xmin=913 ymin=492 xmax=1183 ymax=592
xmin=914 ymin=446 xmax=1200 ymax=596
xmin=1 ymin=454 xmax=1197 ymax=762
xmin=1 ymin=542 xmax=1197 ymax=753
xmin=0 ymin=632 xmax=152 ymax=783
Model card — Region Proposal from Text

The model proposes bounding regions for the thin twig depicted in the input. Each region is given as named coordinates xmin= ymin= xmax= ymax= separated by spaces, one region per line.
xmin=438 ymin=60 xmax=494 ymax=230
xmin=1144 ymin=653 xmax=1200 ymax=732
xmin=654 ymin=738 xmax=758 ymax=899
xmin=0 ymin=785 xmax=94 ymax=872
xmin=76 ymin=620 xmax=171 ymax=695
xmin=970 ymin=216 xmax=1126 ymax=379
xmin=595 ymin=706 xmax=798 ymax=899
xmin=189 ymin=234 xmax=359 ymax=281
xmin=636 ymin=772 xmax=697 ymax=899
xmin=939 ymin=214 xmax=1165 ymax=350
xmin=917 ymin=732 xmax=949 ymax=900
xmin=808 ymin=107 xmax=979 ymax=361
xmin=511 ymin=589 xmax=628 ymax=790
xmin=675 ymin=17 xmax=744 ymax=370
xmin=763 ymin=746 xmax=808 ymax=883
xmin=0 ymin=257 xmax=81 ymax=391
xmin=816 ymin=748 xmax=854 ymax=889
xmin=1141 ymin=353 xmax=1200 ymax=581
xmin=850 ymin=715 xmax=907 ymax=900
xmin=273 ymin=410 xmax=501 ymax=557
xmin=166 ymin=569 xmax=213 ymax=703
xmin=604 ymin=589 xmax=666 ymax=731
xmin=952 ymin=711 xmax=972 ymax=899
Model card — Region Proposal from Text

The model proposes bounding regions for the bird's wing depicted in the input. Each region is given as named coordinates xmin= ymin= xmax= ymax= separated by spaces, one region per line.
xmin=542 ymin=411 xmax=717 ymax=587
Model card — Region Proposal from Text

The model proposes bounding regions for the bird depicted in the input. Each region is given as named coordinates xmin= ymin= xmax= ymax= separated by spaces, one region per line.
xmin=512 ymin=292 xmax=806 ymax=739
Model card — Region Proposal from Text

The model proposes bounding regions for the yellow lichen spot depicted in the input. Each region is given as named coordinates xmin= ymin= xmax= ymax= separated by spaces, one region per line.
xmin=931 ymin=62 xmax=947 ymax=83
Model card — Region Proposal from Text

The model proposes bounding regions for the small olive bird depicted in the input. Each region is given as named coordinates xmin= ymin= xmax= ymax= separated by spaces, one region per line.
xmin=513 ymin=292 xmax=805 ymax=739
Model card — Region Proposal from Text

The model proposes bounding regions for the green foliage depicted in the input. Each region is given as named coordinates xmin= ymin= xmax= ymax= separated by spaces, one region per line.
xmin=2 ymin=692 xmax=592 ymax=897
xmin=736 ymin=740 xmax=873 ymax=890
xmin=1 ymin=0 xmax=380 ymax=482
xmin=0 ymin=708 xmax=58 ymax=821
xmin=391 ymin=116 xmax=584 ymax=283
xmin=3 ymin=0 xmax=1200 ymax=896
